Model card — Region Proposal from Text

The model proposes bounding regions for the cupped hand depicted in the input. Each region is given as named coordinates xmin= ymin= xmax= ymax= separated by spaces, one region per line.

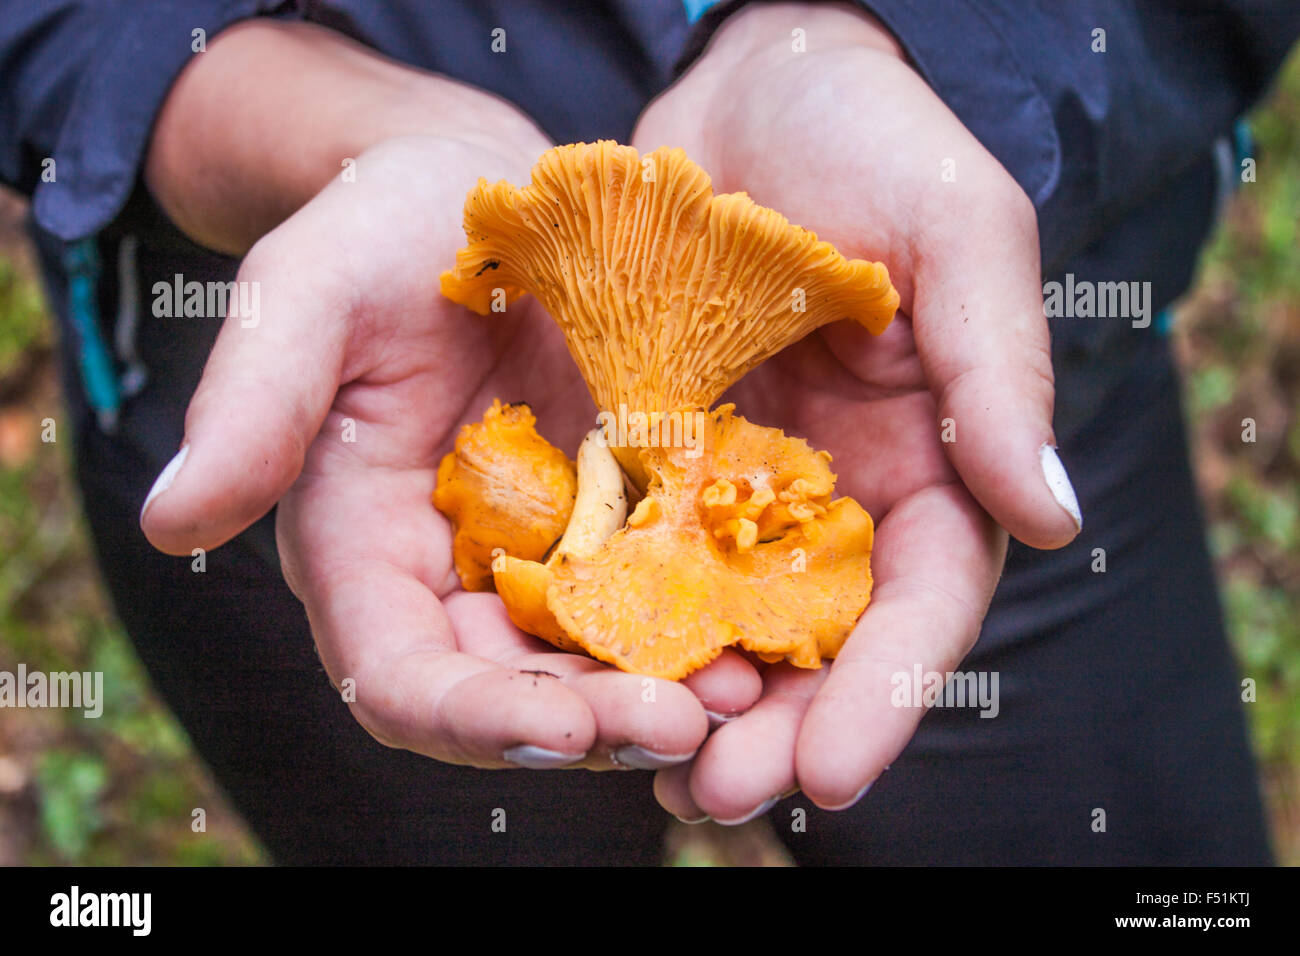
xmin=139 ymin=132 xmax=762 ymax=771
xmin=631 ymin=3 xmax=1082 ymax=821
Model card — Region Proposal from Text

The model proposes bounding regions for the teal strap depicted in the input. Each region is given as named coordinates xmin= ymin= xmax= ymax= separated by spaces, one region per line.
xmin=682 ymin=0 xmax=724 ymax=24
xmin=1154 ymin=307 xmax=1173 ymax=336
xmin=1233 ymin=117 xmax=1254 ymax=170
xmin=62 ymin=238 xmax=121 ymax=432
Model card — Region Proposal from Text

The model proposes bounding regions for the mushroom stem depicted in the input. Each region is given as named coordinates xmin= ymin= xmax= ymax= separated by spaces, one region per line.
xmin=554 ymin=429 xmax=627 ymax=559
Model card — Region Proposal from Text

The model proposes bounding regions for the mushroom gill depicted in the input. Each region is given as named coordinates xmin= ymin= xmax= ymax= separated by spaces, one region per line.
xmin=440 ymin=141 xmax=898 ymax=481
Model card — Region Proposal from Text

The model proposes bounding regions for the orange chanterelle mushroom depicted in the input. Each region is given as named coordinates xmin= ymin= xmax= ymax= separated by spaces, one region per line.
xmin=433 ymin=141 xmax=899 ymax=680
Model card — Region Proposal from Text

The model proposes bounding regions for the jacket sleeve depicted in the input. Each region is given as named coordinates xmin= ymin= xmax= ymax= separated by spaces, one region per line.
xmin=0 ymin=0 xmax=301 ymax=242
xmin=681 ymin=0 xmax=1300 ymax=271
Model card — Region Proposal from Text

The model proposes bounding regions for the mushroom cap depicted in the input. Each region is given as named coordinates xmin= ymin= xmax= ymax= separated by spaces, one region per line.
xmin=493 ymin=554 xmax=583 ymax=653
xmin=440 ymin=142 xmax=899 ymax=423
xmin=432 ymin=400 xmax=576 ymax=591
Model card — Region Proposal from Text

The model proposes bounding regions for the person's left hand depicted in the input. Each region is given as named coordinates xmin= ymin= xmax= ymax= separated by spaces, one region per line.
xmin=629 ymin=2 xmax=1081 ymax=822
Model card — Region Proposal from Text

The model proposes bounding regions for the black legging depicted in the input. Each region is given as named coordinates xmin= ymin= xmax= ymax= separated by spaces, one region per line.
xmin=46 ymin=230 xmax=1271 ymax=865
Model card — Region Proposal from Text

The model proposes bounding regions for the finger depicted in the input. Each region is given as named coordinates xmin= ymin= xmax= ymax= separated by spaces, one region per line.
xmin=449 ymin=592 xmax=763 ymax=726
xmin=684 ymin=665 xmax=828 ymax=825
xmin=653 ymin=763 xmax=708 ymax=823
xmin=795 ymin=481 xmax=1006 ymax=809
xmin=311 ymin=563 xmax=598 ymax=766
xmin=139 ymin=231 xmax=351 ymax=555
xmin=446 ymin=592 xmax=709 ymax=770
xmin=681 ymin=649 xmax=764 ymax=727
xmin=278 ymin=465 xmax=597 ymax=768
xmin=912 ymin=167 xmax=1082 ymax=550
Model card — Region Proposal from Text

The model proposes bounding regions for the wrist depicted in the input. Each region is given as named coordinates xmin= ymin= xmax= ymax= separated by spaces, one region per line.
xmin=696 ymin=3 xmax=903 ymax=82
xmin=145 ymin=19 xmax=546 ymax=255
xmin=656 ymin=4 xmax=905 ymax=184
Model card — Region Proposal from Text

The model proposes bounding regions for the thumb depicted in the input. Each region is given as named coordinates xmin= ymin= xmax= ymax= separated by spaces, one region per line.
xmin=140 ymin=244 xmax=349 ymax=555
xmin=912 ymin=182 xmax=1082 ymax=551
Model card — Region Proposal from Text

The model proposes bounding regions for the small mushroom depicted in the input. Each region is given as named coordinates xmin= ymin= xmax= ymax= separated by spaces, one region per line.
xmin=432 ymin=400 xmax=576 ymax=592
xmin=434 ymin=142 xmax=898 ymax=679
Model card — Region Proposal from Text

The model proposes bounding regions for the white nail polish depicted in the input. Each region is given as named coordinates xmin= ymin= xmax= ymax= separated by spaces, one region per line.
xmin=501 ymin=745 xmax=585 ymax=769
xmin=141 ymin=445 xmax=189 ymax=520
xmin=612 ymin=745 xmax=696 ymax=770
xmin=820 ymin=780 xmax=874 ymax=812
xmin=714 ymin=796 xmax=779 ymax=827
xmin=704 ymin=709 xmax=739 ymax=729
xmin=1039 ymin=444 xmax=1082 ymax=531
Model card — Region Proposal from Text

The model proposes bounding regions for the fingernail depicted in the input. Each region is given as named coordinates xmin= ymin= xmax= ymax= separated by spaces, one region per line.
xmin=704 ymin=709 xmax=739 ymax=729
xmin=820 ymin=780 xmax=874 ymax=812
xmin=612 ymin=745 xmax=696 ymax=770
xmin=502 ymin=745 xmax=585 ymax=769
xmin=1039 ymin=443 xmax=1082 ymax=531
xmin=714 ymin=796 xmax=779 ymax=826
xmin=141 ymin=445 xmax=189 ymax=521
xmin=673 ymin=813 xmax=710 ymax=825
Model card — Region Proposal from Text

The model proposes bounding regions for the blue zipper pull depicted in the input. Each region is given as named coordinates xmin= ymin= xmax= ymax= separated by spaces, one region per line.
xmin=61 ymin=237 xmax=121 ymax=433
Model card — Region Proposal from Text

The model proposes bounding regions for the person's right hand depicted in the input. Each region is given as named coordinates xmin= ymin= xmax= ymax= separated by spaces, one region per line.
xmin=628 ymin=2 xmax=1082 ymax=820
xmin=139 ymin=23 xmax=761 ymax=772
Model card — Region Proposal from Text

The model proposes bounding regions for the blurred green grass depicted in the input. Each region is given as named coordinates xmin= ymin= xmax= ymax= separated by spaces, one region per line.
xmin=1 ymin=50 xmax=1299 ymax=865
xmin=1171 ymin=48 xmax=1300 ymax=864
xmin=0 ymin=247 xmax=263 ymax=865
